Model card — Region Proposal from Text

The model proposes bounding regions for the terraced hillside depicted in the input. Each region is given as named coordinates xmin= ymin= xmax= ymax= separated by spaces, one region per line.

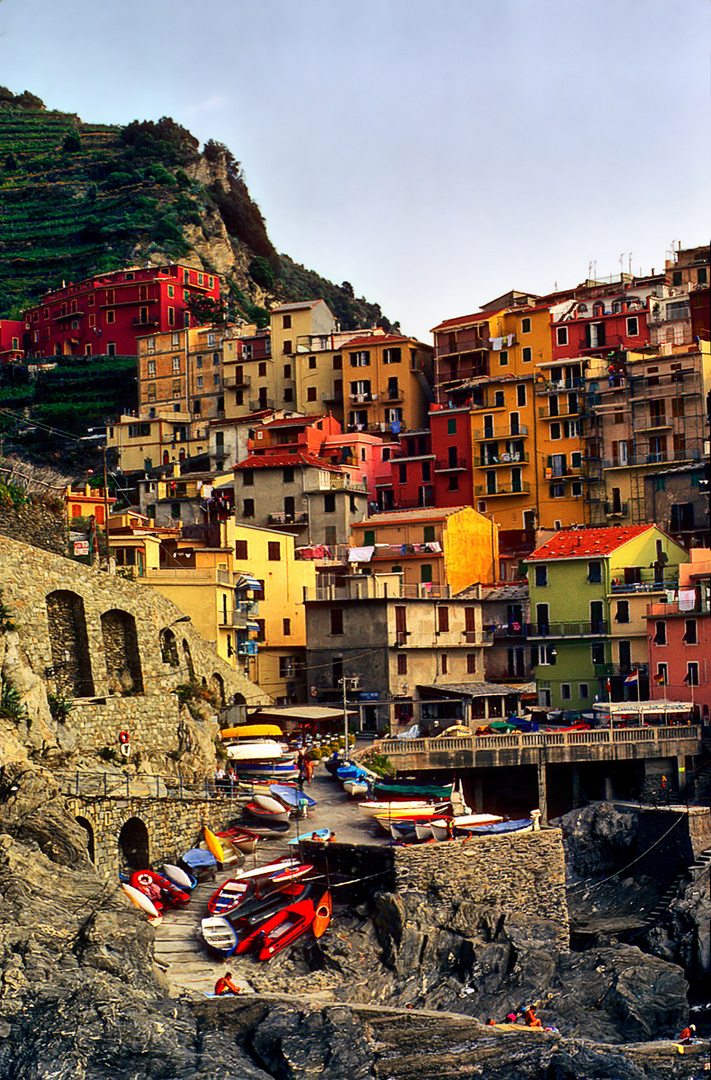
xmin=0 ymin=98 xmax=394 ymax=333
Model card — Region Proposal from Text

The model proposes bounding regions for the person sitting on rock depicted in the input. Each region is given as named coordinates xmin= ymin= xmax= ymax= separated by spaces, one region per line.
xmin=523 ymin=1005 xmax=542 ymax=1028
xmin=214 ymin=972 xmax=242 ymax=995
xmin=678 ymin=1024 xmax=696 ymax=1043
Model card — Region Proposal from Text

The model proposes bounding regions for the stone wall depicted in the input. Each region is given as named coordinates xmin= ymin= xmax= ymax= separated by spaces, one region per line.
xmin=65 ymin=792 xmax=242 ymax=880
xmin=393 ymin=828 xmax=570 ymax=947
xmin=0 ymin=534 xmax=270 ymax=762
xmin=0 ymin=502 xmax=68 ymax=557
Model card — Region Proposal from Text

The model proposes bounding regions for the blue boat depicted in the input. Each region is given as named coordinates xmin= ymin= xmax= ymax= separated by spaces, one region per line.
xmin=270 ymin=784 xmax=317 ymax=809
xmin=460 ymin=818 xmax=533 ymax=837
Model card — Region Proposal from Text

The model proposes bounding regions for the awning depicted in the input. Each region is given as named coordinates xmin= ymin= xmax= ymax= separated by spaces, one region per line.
xmin=237 ymin=574 xmax=261 ymax=590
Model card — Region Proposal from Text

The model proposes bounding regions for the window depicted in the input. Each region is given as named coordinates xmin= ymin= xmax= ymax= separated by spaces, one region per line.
xmin=283 ymin=340 xmax=292 ymax=353
xmin=383 ymin=347 xmax=401 ymax=363
xmin=423 ymin=525 xmax=436 ymax=543
xmin=587 ymin=561 xmax=601 ymax=583
xmin=626 ymin=316 xmax=639 ymax=336
xmin=441 ymin=654 xmax=448 ymax=674
xmin=561 ymin=684 xmax=571 ymax=700
xmin=447 ymin=476 xmax=459 ymax=491
xmin=556 ymin=327 xmax=568 ymax=346
xmin=242 ymin=470 xmax=254 ymax=486
xmin=307 ymin=387 xmax=317 ymax=402
xmin=282 ymin=314 xmax=291 ymax=329
xmin=283 ymin=467 xmax=294 ymax=483
xmin=615 ymin=600 xmax=630 ymax=624
xmin=447 ymin=418 xmax=457 ymax=435
xmin=397 ymin=654 xmax=407 ymax=675
xmin=654 ymin=621 xmax=667 ymax=645
xmin=521 ymin=317 xmax=531 ymax=333
xmin=330 ymin=608 xmax=344 ymax=635
xmin=333 ymin=355 xmax=342 ymax=370
xmin=268 ymin=541 xmax=281 ymax=561
xmin=309 ymin=356 xmax=317 ymax=370
xmin=522 ymin=347 xmax=532 ymax=363
xmin=437 ymin=606 xmax=449 ymax=633
xmin=283 ymin=618 xmax=291 ymax=636
xmin=324 ymin=493 xmax=336 ymax=513
xmin=258 ymin=362 xmax=267 ymax=377
xmin=495 ymin=390 xmax=505 ymax=408
xmin=466 ymin=654 xmax=477 ymax=674
xmin=278 ymin=656 xmax=294 ymax=679
xmin=535 ymin=602 xmax=549 ymax=634
xmin=591 ymin=643 xmax=605 ymax=665
xmin=147 ymin=360 xmax=156 ymax=377
xmin=420 ymin=564 xmax=433 ymax=584
xmin=517 ymin=384 xmax=526 ymax=406
xmin=196 ymin=355 xmax=203 ymax=369
xmin=698 ymin=268 xmax=708 ymax=284
xmin=106 ymin=310 xmax=115 ymax=324
xmin=579 ymin=683 xmax=589 ymax=700
xmin=172 ymin=355 xmax=180 ymax=373
xmin=686 ymin=662 xmax=699 ymax=686
xmin=399 ymin=463 xmax=407 ymax=484
xmin=106 ymin=342 xmax=116 ymax=356
xmin=683 ymin=620 xmax=697 ymax=644
xmin=196 ymin=376 xmax=203 ymax=389
xmin=283 ymin=387 xmax=293 ymax=402
xmin=656 ymin=662 xmax=668 ymax=686
xmin=535 ymin=564 xmax=548 ymax=587
xmin=168 ymin=307 xmax=174 ymax=326
xmin=550 ymin=422 xmax=561 ymax=440
xmin=350 ymin=350 xmax=370 ymax=366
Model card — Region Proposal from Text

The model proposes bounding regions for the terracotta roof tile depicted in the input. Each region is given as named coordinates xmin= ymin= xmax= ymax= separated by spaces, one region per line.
xmin=235 ymin=452 xmax=342 ymax=472
xmin=527 ymin=525 xmax=654 ymax=561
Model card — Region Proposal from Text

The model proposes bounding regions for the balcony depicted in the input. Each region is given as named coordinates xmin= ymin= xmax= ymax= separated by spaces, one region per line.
xmin=386 ymin=389 xmax=404 ymax=402
xmin=305 ymin=582 xmax=451 ymax=602
xmin=434 ymin=456 xmax=468 ymax=472
xmin=603 ymin=448 xmax=703 ymax=469
xmin=536 ymin=377 xmax=584 ymax=393
xmin=322 ymin=390 xmax=343 ymax=402
xmin=528 ymin=621 xmax=609 ymax=638
xmin=477 ymin=453 xmax=529 ymax=468
xmin=474 ymin=482 xmax=531 ymax=497
xmin=538 ymin=407 xmax=579 ymax=420
xmin=594 ymin=663 xmax=649 ymax=678
xmin=132 ymin=316 xmax=159 ymax=327
xmin=349 ymin=393 xmax=376 ymax=404
xmin=475 ymin=425 xmax=529 ymax=441
xmin=648 ymin=598 xmax=710 ymax=616
xmin=611 ymin=576 xmax=676 ymax=593
xmin=604 ymin=501 xmax=629 ymax=517
xmin=236 ymin=640 xmax=259 ymax=657
xmin=55 ymin=308 xmax=86 ymax=321
xmin=249 ymin=398 xmax=275 ymax=411
xmin=295 ymin=543 xmax=349 ymax=563
xmin=268 ymin=511 xmax=309 ymax=525
xmin=223 ymin=373 xmax=251 ymax=388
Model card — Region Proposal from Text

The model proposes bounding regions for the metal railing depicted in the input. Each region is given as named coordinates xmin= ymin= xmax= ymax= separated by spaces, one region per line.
xmin=56 ymin=770 xmax=249 ymax=801
xmin=475 ymin=424 xmax=529 ymax=441
xmin=380 ymin=725 xmax=700 ymax=755
xmin=527 ymin=621 xmax=608 ymax=638
xmin=474 ymin=482 xmax=531 ymax=497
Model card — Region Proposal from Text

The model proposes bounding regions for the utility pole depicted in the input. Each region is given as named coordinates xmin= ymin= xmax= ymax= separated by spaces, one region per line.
xmin=340 ymin=675 xmax=359 ymax=758
xmin=102 ymin=445 xmax=111 ymax=571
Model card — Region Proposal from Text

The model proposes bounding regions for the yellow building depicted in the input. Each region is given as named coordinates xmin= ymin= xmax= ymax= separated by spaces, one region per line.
xmin=350 ymin=506 xmax=497 ymax=593
xmin=106 ymin=517 xmax=315 ymax=703
xmin=107 ymin=412 xmax=199 ymax=473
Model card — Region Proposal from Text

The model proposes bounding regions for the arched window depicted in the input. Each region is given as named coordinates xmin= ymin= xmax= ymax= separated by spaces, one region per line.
xmin=75 ymin=815 xmax=95 ymax=862
xmin=160 ymin=628 xmax=179 ymax=666
xmin=118 ymin=817 xmax=149 ymax=869
xmin=101 ymin=609 xmax=144 ymax=695
xmin=593 ymin=302 xmax=604 ymax=317
xmin=211 ymin=672 xmax=225 ymax=706
xmin=46 ymin=590 xmax=95 ymax=697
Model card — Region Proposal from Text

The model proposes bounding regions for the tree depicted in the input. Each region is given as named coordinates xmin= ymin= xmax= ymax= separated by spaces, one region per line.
xmin=62 ymin=132 xmax=82 ymax=154
xmin=14 ymin=91 xmax=45 ymax=110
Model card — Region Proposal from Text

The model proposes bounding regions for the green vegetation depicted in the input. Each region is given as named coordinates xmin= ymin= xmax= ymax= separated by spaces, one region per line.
xmin=279 ymin=256 xmax=397 ymax=333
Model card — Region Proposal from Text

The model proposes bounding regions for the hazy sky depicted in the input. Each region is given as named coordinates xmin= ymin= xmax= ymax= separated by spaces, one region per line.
xmin=1 ymin=0 xmax=709 ymax=341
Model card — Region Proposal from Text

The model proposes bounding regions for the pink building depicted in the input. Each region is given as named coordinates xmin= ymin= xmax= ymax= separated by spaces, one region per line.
xmin=647 ymin=549 xmax=711 ymax=721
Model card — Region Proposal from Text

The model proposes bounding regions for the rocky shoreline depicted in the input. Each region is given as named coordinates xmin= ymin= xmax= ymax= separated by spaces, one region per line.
xmin=0 ymin=761 xmax=708 ymax=1079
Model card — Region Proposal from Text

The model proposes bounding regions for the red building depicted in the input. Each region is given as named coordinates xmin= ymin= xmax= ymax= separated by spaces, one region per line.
xmin=647 ymin=549 xmax=711 ymax=721
xmin=429 ymin=405 xmax=474 ymax=508
xmin=0 ymin=319 xmax=25 ymax=364
xmin=550 ymin=280 xmax=655 ymax=362
xmin=23 ymin=264 xmax=221 ymax=358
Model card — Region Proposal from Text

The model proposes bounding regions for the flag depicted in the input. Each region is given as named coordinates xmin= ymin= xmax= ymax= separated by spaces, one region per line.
xmin=653 ymin=672 xmax=665 ymax=686
xmin=624 ymin=671 xmax=638 ymax=685
xmin=605 ymin=679 xmax=611 ymax=694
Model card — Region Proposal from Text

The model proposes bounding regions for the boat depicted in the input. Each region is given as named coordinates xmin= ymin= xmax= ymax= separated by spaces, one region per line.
xmin=203 ymin=826 xmax=224 ymax=862
xmin=429 ymin=813 xmax=504 ymax=842
xmin=129 ymin=869 xmax=191 ymax=909
xmin=270 ymin=784 xmax=317 ymax=810
xmin=372 ymin=806 xmax=455 ymax=830
xmin=465 ymin=817 xmax=534 ymax=836
xmin=255 ymin=895 xmax=318 ymax=960
xmin=121 ymin=882 xmax=162 ymax=921
xmin=358 ymin=800 xmax=451 ymax=820
xmin=178 ymin=848 xmax=218 ymax=882
xmin=207 ymin=859 xmax=312 ymax=916
xmin=385 ymin=820 xmax=419 ymax=842
xmin=217 ymin=827 xmax=260 ymax=855
xmin=201 ymin=915 xmax=238 ymax=958
xmin=224 ymin=739 xmax=286 ymax=761
xmin=220 ymin=724 xmax=284 ymax=742
xmin=287 ymin=828 xmax=334 ymax=845
xmin=234 ymin=882 xmax=310 ymax=931
xmin=162 ymin=863 xmax=197 ymax=890
xmin=312 ymin=890 xmax=332 ymax=939
xmin=244 ymin=801 xmax=291 ymax=825
xmin=372 ymin=780 xmax=454 ymax=802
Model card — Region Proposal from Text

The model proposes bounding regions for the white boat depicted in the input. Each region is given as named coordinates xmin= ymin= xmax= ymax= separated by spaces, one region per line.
xmin=226 ymin=739 xmax=287 ymax=762
xmin=429 ymin=813 xmax=504 ymax=842
xmin=357 ymin=800 xmax=450 ymax=820
xmin=343 ymin=779 xmax=369 ymax=797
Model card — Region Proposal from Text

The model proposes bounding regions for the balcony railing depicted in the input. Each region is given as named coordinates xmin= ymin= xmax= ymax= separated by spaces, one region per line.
xmin=594 ymin=663 xmax=649 ymax=677
xmin=349 ymin=393 xmax=376 ymax=403
xmin=477 ymin=453 xmax=529 ymax=467
xmin=236 ymin=640 xmax=258 ymax=657
xmin=475 ymin=482 xmax=531 ymax=497
xmin=223 ymin=374 xmax=251 ymax=388
xmin=249 ymin=398 xmax=275 ymax=411
xmin=434 ymin=456 xmax=468 ymax=472
xmin=648 ymin=598 xmax=710 ymax=616
xmin=536 ymin=377 xmax=584 ymax=393
xmin=379 ymin=726 xmax=701 ymax=756
xmin=611 ymin=577 xmax=676 ymax=593
xmin=528 ymin=620 xmax=609 ymax=638
xmin=304 ymin=582 xmax=451 ymax=602
xmin=605 ymin=501 xmax=629 ymax=517
xmin=603 ymin=448 xmax=703 ymax=469
xmin=475 ymin=425 xmax=529 ymax=441
xmin=268 ymin=511 xmax=308 ymax=525
xmin=295 ymin=544 xmax=349 ymax=563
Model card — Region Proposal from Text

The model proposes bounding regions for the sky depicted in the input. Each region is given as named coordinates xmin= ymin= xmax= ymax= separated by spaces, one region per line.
xmin=0 ymin=0 xmax=709 ymax=342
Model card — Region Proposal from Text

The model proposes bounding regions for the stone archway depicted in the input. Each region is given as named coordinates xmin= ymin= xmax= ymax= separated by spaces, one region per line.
xmin=46 ymin=590 xmax=95 ymax=697
xmin=75 ymin=815 xmax=95 ymax=862
xmin=118 ymin=816 xmax=149 ymax=869
xmin=101 ymin=609 xmax=144 ymax=695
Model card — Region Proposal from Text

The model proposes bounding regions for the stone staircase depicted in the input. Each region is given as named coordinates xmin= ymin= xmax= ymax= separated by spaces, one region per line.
xmin=644 ymin=845 xmax=711 ymax=928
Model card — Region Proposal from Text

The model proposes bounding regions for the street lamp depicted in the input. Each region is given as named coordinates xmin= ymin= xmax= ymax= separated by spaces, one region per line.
xmin=339 ymin=675 xmax=360 ymax=759
xmin=169 ymin=615 xmax=191 ymax=627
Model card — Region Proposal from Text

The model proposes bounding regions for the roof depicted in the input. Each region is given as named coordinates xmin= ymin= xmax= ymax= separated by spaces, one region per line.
xmin=260 ymin=415 xmax=325 ymax=428
xmin=430 ymin=312 xmax=489 ymax=333
xmin=343 ymin=333 xmax=426 ymax=350
xmin=352 ymin=506 xmax=468 ymax=527
xmin=418 ymin=681 xmax=528 ymax=698
xmin=271 ymin=300 xmax=323 ymax=313
xmin=235 ymin=452 xmax=343 ymax=473
xmin=526 ymin=525 xmax=654 ymax=561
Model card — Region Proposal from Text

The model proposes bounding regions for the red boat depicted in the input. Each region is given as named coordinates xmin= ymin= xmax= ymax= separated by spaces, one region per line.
xmin=255 ymin=894 xmax=318 ymax=960
xmin=129 ymin=870 xmax=190 ymax=911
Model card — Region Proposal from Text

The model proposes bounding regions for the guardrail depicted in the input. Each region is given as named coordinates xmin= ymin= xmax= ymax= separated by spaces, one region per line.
xmin=55 ymin=770 xmax=254 ymax=801
xmin=380 ymin=725 xmax=700 ymax=755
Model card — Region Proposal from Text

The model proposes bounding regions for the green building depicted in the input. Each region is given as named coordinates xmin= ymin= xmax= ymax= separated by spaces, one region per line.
xmin=526 ymin=525 xmax=689 ymax=711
